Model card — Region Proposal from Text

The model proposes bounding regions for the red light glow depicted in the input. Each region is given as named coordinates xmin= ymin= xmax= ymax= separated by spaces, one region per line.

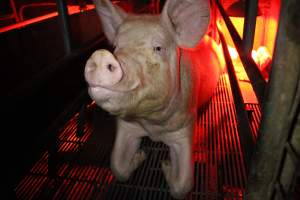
xmin=251 ymin=46 xmax=272 ymax=80
xmin=217 ymin=0 xmax=281 ymax=82
xmin=0 ymin=5 xmax=95 ymax=33
xmin=227 ymin=44 xmax=272 ymax=81
xmin=227 ymin=45 xmax=239 ymax=60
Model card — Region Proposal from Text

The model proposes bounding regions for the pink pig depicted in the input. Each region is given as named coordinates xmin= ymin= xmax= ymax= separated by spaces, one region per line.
xmin=84 ymin=0 xmax=223 ymax=198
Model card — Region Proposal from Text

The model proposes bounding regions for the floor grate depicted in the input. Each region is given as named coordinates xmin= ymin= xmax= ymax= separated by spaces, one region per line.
xmin=14 ymin=74 xmax=261 ymax=199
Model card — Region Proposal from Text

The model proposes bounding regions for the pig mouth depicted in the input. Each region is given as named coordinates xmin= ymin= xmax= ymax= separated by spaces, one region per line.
xmin=85 ymin=49 xmax=142 ymax=103
xmin=88 ymin=79 xmax=140 ymax=102
xmin=89 ymin=80 xmax=139 ymax=92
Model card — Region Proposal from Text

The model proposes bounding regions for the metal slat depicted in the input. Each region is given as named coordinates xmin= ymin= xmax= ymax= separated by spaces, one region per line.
xmin=218 ymin=87 xmax=230 ymax=191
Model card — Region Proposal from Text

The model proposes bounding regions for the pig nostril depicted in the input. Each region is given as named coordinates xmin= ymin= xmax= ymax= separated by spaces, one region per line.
xmin=107 ymin=64 xmax=115 ymax=72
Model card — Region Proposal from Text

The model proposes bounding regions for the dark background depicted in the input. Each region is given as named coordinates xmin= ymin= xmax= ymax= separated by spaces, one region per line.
xmin=1 ymin=5 xmax=103 ymax=196
xmin=1 ymin=0 xmax=160 ymax=197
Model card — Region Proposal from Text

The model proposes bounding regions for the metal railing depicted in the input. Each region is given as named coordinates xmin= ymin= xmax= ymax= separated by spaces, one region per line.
xmin=245 ymin=0 xmax=300 ymax=199
xmin=215 ymin=1 xmax=300 ymax=199
xmin=214 ymin=0 xmax=265 ymax=173
xmin=218 ymin=30 xmax=255 ymax=169
xmin=19 ymin=3 xmax=57 ymax=21
xmin=216 ymin=0 xmax=267 ymax=106
xmin=0 ymin=0 xmax=20 ymax=22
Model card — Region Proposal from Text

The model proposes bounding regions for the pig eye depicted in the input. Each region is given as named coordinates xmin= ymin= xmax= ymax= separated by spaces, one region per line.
xmin=153 ymin=46 xmax=163 ymax=53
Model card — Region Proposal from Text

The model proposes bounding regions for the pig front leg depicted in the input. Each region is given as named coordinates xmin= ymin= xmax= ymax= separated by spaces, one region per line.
xmin=161 ymin=125 xmax=194 ymax=199
xmin=111 ymin=119 xmax=147 ymax=181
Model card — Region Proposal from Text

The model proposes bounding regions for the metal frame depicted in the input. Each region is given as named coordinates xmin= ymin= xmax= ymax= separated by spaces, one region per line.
xmin=56 ymin=0 xmax=72 ymax=54
xmin=214 ymin=0 xmax=300 ymax=199
xmin=47 ymin=0 xmax=258 ymax=185
xmin=214 ymin=0 xmax=263 ymax=173
xmin=216 ymin=0 xmax=267 ymax=106
xmin=218 ymin=31 xmax=254 ymax=169
xmin=19 ymin=3 xmax=57 ymax=21
xmin=0 ymin=0 xmax=20 ymax=22
xmin=48 ymin=90 xmax=91 ymax=178
xmin=16 ymin=0 xmax=298 ymax=199
xmin=246 ymin=0 xmax=300 ymax=195
xmin=242 ymin=0 xmax=259 ymax=55
xmin=35 ymin=0 xmax=105 ymax=178
xmin=9 ymin=0 xmax=20 ymax=22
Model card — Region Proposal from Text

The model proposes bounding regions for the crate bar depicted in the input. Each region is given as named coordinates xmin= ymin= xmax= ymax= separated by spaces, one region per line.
xmin=242 ymin=0 xmax=259 ymax=55
xmin=215 ymin=0 xmax=266 ymax=106
xmin=56 ymin=0 xmax=72 ymax=54
xmin=219 ymin=31 xmax=254 ymax=169
xmin=271 ymin=79 xmax=300 ymax=199
xmin=246 ymin=0 xmax=300 ymax=198
xmin=285 ymin=143 xmax=299 ymax=165
xmin=47 ymin=90 xmax=90 ymax=178
xmin=9 ymin=0 xmax=20 ymax=22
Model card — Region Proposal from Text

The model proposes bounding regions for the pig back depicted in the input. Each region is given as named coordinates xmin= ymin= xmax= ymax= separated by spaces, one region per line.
xmin=181 ymin=36 xmax=223 ymax=109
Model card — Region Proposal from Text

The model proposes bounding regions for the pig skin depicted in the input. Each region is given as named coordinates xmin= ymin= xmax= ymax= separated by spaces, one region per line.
xmin=85 ymin=0 xmax=223 ymax=198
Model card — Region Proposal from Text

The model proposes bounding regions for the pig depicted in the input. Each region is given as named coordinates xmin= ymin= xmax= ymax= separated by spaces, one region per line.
xmin=84 ymin=0 xmax=222 ymax=198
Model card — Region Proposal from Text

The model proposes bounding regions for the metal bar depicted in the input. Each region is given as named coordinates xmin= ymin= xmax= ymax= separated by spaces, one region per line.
xmin=285 ymin=142 xmax=300 ymax=165
xmin=216 ymin=0 xmax=242 ymax=45
xmin=56 ymin=0 xmax=72 ymax=54
xmin=76 ymin=104 xmax=87 ymax=137
xmin=216 ymin=0 xmax=266 ymax=106
xmin=219 ymin=31 xmax=254 ymax=169
xmin=245 ymin=0 xmax=300 ymax=198
xmin=242 ymin=0 xmax=259 ymax=55
xmin=275 ymin=182 xmax=287 ymax=199
xmin=46 ymin=89 xmax=90 ymax=178
xmin=9 ymin=0 xmax=20 ymax=22
xmin=19 ymin=3 xmax=57 ymax=21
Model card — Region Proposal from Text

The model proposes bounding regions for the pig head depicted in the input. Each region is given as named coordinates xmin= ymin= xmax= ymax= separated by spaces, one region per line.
xmin=85 ymin=0 xmax=221 ymax=198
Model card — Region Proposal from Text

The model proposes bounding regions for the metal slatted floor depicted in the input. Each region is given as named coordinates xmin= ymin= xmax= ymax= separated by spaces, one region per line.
xmin=14 ymin=74 xmax=261 ymax=199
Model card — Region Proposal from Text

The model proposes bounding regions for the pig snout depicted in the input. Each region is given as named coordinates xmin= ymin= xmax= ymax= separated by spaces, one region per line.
xmin=85 ymin=50 xmax=123 ymax=88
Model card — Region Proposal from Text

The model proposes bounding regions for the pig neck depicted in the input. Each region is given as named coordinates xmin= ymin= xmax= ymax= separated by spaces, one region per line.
xmin=132 ymin=48 xmax=195 ymax=134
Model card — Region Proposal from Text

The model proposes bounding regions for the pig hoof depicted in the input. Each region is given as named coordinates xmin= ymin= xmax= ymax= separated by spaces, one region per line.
xmin=132 ymin=150 xmax=146 ymax=169
xmin=111 ymin=168 xmax=130 ymax=182
xmin=161 ymin=160 xmax=193 ymax=199
xmin=133 ymin=150 xmax=146 ymax=166
xmin=111 ymin=150 xmax=146 ymax=182
xmin=111 ymin=161 xmax=131 ymax=182
xmin=170 ymin=189 xmax=191 ymax=200
xmin=170 ymin=180 xmax=193 ymax=199
xmin=168 ymin=181 xmax=193 ymax=199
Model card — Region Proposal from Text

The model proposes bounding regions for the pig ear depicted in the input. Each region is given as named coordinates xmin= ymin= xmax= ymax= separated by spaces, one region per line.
xmin=161 ymin=0 xmax=210 ymax=48
xmin=93 ymin=0 xmax=127 ymax=43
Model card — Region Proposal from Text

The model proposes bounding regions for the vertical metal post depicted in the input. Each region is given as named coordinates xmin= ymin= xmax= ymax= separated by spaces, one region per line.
xmin=242 ymin=0 xmax=259 ymax=55
xmin=9 ymin=0 xmax=20 ymax=22
xmin=245 ymin=0 xmax=300 ymax=199
xmin=56 ymin=0 xmax=72 ymax=54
